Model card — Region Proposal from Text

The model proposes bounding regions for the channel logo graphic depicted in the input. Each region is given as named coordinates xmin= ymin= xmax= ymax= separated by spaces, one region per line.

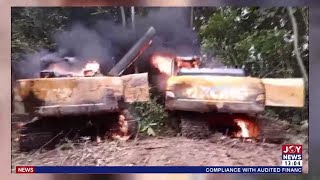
xmin=281 ymin=144 xmax=302 ymax=167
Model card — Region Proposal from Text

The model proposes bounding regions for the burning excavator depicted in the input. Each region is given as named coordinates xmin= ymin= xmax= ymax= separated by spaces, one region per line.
xmin=150 ymin=53 xmax=305 ymax=140
xmin=13 ymin=25 xmax=305 ymax=151
xmin=13 ymin=27 xmax=156 ymax=151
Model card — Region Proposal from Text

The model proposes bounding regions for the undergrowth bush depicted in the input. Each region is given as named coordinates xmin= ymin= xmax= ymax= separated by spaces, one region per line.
xmin=131 ymin=96 xmax=168 ymax=136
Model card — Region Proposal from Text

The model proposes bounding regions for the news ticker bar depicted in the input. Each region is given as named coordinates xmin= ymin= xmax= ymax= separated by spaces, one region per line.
xmin=16 ymin=166 xmax=303 ymax=174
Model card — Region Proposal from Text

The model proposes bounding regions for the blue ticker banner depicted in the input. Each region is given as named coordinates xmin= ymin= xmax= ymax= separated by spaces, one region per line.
xmin=15 ymin=166 xmax=303 ymax=174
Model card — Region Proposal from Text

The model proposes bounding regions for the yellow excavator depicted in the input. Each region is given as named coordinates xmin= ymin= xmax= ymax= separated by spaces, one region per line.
xmin=151 ymin=53 xmax=305 ymax=139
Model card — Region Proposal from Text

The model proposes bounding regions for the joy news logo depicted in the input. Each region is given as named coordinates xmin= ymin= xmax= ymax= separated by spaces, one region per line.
xmin=281 ymin=144 xmax=302 ymax=167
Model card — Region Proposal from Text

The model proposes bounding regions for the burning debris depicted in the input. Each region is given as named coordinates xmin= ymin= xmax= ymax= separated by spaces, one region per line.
xmin=40 ymin=60 xmax=102 ymax=78
xmin=109 ymin=110 xmax=137 ymax=141
xmin=82 ymin=61 xmax=102 ymax=77
xmin=38 ymin=26 xmax=156 ymax=79
xmin=151 ymin=53 xmax=201 ymax=76
xmin=175 ymin=56 xmax=201 ymax=69
xmin=13 ymin=8 xmax=199 ymax=81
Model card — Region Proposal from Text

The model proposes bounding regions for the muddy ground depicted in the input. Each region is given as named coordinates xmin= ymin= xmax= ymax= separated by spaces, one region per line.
xmin=11 ymin=116 xmax=309 ymax=173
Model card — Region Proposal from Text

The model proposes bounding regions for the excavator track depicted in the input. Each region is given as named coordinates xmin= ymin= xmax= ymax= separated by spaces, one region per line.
xmin=18 ymin=117 xmax=61 ymax=151
xmin=19 ymin=131 xmax=57 ymax=152
xmin=178 ymin=112 xmax=212 ymax=139
xmin=17 ymin=110 xmax=138 ymax=151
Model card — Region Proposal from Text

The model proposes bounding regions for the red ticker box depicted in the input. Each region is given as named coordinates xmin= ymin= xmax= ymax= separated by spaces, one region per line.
xmin=16 ymin=166 xmax=35 ymax=173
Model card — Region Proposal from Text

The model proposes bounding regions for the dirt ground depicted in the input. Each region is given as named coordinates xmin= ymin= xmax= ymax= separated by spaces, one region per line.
xmin=12 ymin=123 xmax=309 ymax=173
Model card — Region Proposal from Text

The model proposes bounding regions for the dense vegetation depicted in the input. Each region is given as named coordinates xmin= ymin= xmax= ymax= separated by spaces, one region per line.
xmin=12 ymin=7 xmax=309 ymax=132
xmin=197 ymin=7 xmax=308 ymax=123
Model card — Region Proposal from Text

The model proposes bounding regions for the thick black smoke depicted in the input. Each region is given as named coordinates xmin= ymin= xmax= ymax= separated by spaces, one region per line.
xmin=14 ymin=7 xmax=200 ymax=79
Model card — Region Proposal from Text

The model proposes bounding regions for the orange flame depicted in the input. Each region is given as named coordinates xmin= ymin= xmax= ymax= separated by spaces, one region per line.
xmin=150 ymin=53 xmax=201 ymax=76
xmin=83 ymin=61 xmax=100 ymax=73
xmin=176 ymin=57 xmax=200 ymax=69
xmin=110 ymin=113 xmax=130 ymax=141
xmin=81 ymin=60 xmax=100 ymax=77
xmin=206 ymin=113 xmax=259 ymax=139
xmin=233 ymin=115 xmax=259 ymax=138
xmin=150 ymin=53 xmax=174 ymax=76
xmin=234 ymin=120 xmax=250 ymax=138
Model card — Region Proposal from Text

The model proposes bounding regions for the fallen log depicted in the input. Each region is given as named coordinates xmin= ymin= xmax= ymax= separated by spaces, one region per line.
xmin=165 ymin=75 xmax=305 ymax=113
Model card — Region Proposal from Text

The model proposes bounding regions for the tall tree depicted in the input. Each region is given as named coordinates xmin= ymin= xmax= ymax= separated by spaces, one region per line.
xmin=120 ymin=7 xmax=126 ymax=27
xmin=131 ymin=7 xmax=135 ymax=29
xmin=288 ymin=7 xmax=308 ymax=84
xmin=190 ymin=7 xmax=194 ymax=29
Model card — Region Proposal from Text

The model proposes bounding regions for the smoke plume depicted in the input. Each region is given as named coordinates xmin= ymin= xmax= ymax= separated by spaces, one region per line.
xmin=14 ymin=7 xmax=200 ymax=79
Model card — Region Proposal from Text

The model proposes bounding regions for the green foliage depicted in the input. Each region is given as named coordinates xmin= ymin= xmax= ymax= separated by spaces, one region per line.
xmin=131 ymin=97 xmax=168 ymax=136
xmin=233 ymin=29 xmax=293 ymax=77
xmin=11 ymin=7 xmax=134 ymax=63
xmin=12 ymin=8 xmax=70 ymax=62
xmin=200 ymin=7 xmax=308 ymax=77
xmin=199 ymin=7 xmax=308 ymax=123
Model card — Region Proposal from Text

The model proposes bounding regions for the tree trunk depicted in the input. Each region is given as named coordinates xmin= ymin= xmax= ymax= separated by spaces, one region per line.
xmin=131 ymin=7 xmax=135 ymax=30
xmin=131 ymin=6 xmax=138 ymax=73
xmin=287 ymin=7 xmax=308 ymax=85
xmin=120 ymin=7 xmax=126 ymax=27
xmin=190 ymin=7 xmax=194 ymax=29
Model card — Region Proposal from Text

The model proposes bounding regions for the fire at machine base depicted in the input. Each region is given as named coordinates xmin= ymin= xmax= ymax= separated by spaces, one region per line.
xmin=17 ymin=110 xmax=139 ymax=152
xmin=168 ymin=111 xmax=260 ymax=141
